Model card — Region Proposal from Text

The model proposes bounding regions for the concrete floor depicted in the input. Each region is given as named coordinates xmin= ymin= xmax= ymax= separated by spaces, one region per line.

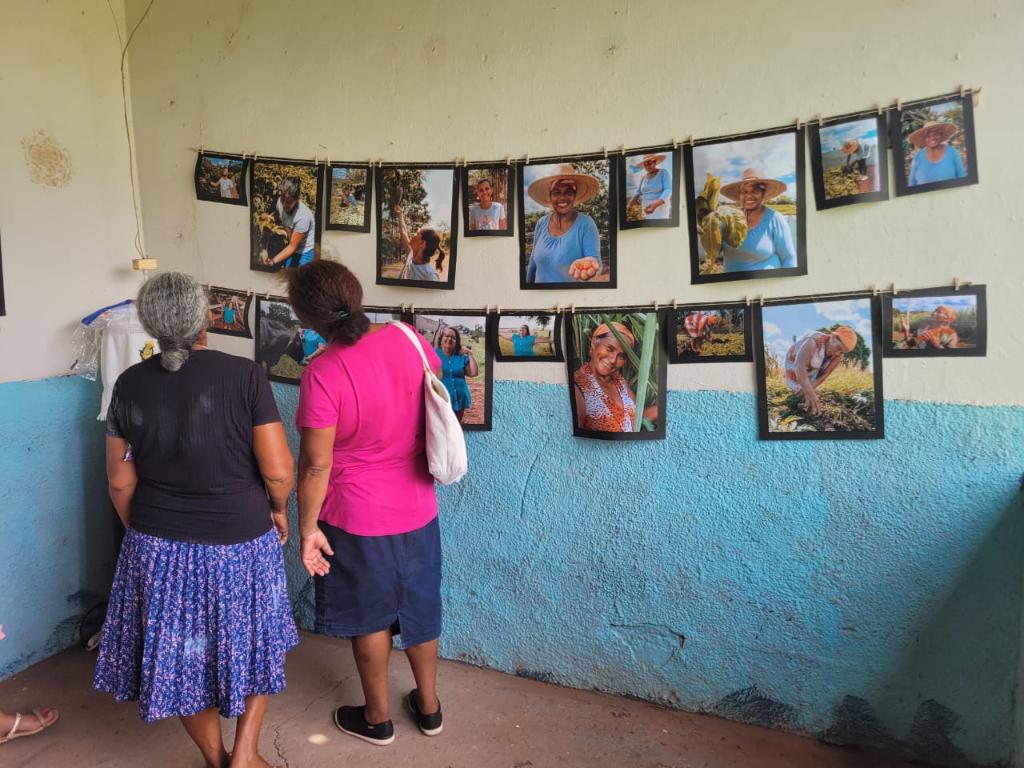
xmin=1 ymin=631 xmax=927 ymax=768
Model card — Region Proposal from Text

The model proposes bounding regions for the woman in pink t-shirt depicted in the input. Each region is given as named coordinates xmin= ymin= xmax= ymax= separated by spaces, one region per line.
xmin=289 ymin=261 xmax=445 ymax=747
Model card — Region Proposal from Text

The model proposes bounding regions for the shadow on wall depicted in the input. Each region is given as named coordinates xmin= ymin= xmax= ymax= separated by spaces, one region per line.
xmin=821 ymin=496 xmax=1024 ymax=768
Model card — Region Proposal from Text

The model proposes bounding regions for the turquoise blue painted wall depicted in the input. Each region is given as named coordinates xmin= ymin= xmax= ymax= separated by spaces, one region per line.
xmin=273 ymin=381 xmax=1023 ymax=768
xmin=0 ymin=377 xmax=114 ymax=679
xmin=1 ymin=375 xmax=1020 ymax=767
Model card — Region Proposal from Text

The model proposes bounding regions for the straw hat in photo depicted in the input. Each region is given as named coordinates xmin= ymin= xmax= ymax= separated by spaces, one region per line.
xmin=527 ymin=164 xmax=601 ymax=207
xmin=641 ymin=153 xmax=667 ymax=166
xmin=719 ymin=168 xmax=787 ymax=202
xmin=841 ymin=138 xmax=861 ymax=155
xmin=908 ymin=120 xmax=958 ymax=148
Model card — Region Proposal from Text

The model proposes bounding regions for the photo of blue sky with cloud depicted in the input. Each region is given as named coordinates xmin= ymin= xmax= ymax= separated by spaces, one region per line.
xmin=523 ymin=162 xmax=609 ymax=215
xmin=693 ymin=133 xmax=797 ymax=200
xmin=761 ymin=298 xmax=873 ymax=366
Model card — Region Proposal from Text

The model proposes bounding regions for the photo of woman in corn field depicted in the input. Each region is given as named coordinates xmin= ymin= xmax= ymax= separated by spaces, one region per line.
xmin=883 ymin=285 xmax=986 ymax=357
xmin=194 ymin=152 xmax=248 ymax=206
xmin=326 ymin=165 xmax=371 ymax=232
xmin=892 ymin=93 xmax=978 ymax=196
xmin=249 ymin=159 xmax=323 ymax=273
xmin=670 ymin=305 xmax=751 ymax=363
xmin=685 ymin=130 xmax=805 ymax=283
xmin=809 ymin=115 xmax=889 ymax=209
xmin=377 ymin=166 xmax=457 ymax=289
xmin=620 ymin=149 xmax=679 ymax=229
xmin=566 ymin=311 xmax=666 ymax=440
xmin=519 ymin=158 xmax=616 ymax=289
xmin=756 ymin=296 xmax=883 ymax=440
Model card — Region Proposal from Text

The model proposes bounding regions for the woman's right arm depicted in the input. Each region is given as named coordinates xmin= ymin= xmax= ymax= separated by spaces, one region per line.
xmin=395 ymin=206 xmax=411 ymax=251
xmin=298 ymin=426 xmax=337 ymax=576
xmin=253 ymin=422 xmax=294 ymax=540
xmin=106 ymin=436 xmax=138 ymax=528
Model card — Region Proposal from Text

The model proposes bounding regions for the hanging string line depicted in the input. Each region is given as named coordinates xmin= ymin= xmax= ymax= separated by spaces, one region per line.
xmin=188 ymin=87 xmax=978 ymax=168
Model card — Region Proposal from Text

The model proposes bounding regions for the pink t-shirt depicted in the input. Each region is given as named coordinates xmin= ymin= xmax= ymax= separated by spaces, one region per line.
xmin=296 ymin=323 xmax=441 ymax=536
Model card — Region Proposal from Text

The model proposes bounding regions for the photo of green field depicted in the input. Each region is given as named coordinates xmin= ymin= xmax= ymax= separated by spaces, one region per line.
xmin=890 ymin=294 xmax=978 ymax=349
xmin=759 ymin=299 xmax=880 ymax=436
xmin=328 ymin=166 xmax=369 ymax=228
xmin=673 ymin=308 xmax=747 ymax=360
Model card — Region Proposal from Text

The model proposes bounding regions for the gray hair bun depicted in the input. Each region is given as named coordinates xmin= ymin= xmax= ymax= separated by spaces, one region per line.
xmin=136 ymin=272 xmax=208 ymax=372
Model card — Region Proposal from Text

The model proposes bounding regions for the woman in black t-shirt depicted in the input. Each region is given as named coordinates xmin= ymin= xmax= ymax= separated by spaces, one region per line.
xmin=93 ymin=272 xmax=297 ymax=768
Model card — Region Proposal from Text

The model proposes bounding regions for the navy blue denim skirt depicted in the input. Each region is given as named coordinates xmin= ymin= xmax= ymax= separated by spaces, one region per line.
xmin=314 ymin=516 xmax=442 ymax=649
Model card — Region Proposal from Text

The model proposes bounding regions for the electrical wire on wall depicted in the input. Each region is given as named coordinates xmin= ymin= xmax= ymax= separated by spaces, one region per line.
xmin=106 ymin=0 xmax=158 ymax=277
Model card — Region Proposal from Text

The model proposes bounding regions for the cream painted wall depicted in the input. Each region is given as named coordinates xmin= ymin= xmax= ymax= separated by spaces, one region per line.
xmin=125 ymin=0 xmax=1024 ymax=405
xmin=0 ymin=0 xmax=144 ymax=383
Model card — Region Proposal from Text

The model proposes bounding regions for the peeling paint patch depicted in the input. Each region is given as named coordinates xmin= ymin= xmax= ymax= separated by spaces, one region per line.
xmin=823 ymin=695 xmax=895 ymax=749
xmin=713 ymin=686 xmax=797 ymax=729
xmin=20 ymin=130 xmax=73 ymax=187
xmin=514 ymin=667 xmax=556 ymax=684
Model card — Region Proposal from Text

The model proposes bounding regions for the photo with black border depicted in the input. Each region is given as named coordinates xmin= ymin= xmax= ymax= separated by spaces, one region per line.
xmin=376 ymin=165 xmax=459 ymax=290
xmin=684 ymin=127 xmax=806 ymax=284
xmin=809 ymin=114 xmax=889 ymax=209
xmin=326 ymin=163 xmax=372 ymax=232
xmin=669 ymin=303 xmax=752 ymax=364
xmin=462 ymin=164 xmax=514 ymax=238
xmin=882 ymin=285 xmax=986 ymax=358
xmin=754 ymin=294 xmax=884 ymax=440
xmin=254 ymin=295 xmax=326 ymax=385
xmin=519 ymin=156 xmax=617 ymax=290
xmin=891 ymin=93 xmax=978 ymax=197
xmin=250 ymin=159 xmax=324 ymax=273
xmin=412 ymin=310 xmax=493 ymax=431
xmin=207 ymin=287 xmax=253 ymax=339
xmin=194 ymin=151 xmax=249 ymax=207
xmin=565 ymin=309 xmax=667 ymax=440
xmin=492 ymin=312 xmax=563 ymax=362
xmin=619 ymin=146 xmax=680 ymax=229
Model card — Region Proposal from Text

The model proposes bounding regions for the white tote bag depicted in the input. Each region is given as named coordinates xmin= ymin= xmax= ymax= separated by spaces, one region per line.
xmin=390 ymin=321 xmax=468 ymax=485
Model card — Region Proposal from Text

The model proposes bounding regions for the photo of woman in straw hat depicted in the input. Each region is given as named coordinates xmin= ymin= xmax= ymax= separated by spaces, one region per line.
xmin=754 ymin=295 xmax=884 ymax=440
xmin=519 ymin=157 xmax=617 ymax=289
xmin=684 ymin=129 xmax=806 ymax=284
xmin=892 ymin=93 xmax=977 ymax=196
xmin=620 ymin=148 xmax=680 ymax=228
xmin=809 ymin=114 xmax=889 ymax=210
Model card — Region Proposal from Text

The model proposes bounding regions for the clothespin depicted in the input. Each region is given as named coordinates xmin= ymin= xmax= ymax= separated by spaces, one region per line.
xmin=570 ymin=304 xmax=576 ymax=314
xmin=973 ymin=87 xmax=982 ymax=107
xmin=619 ymin=144 xmax=626 ymax=156
xmin=653 ymin=301 xmax=659 ymax=313
xmin=253 ymin=152 xmax=259 ymax=162
xmin=795 ymin=117 xmax=802 ymax=130
xmin=603 ymin=146 xmax=609 ymax=159
xmin=506 ymin=155 xmax=512 ymax=166
xmin=672 ymin=298 xmax=678 ymax=310
xmin=896 ymin=98 xmax=903 ymax=112
xmin=410 ymin=303 xmax=416 ymax=314
xmin=759 ymin=294 xmax=765 ymax=306
xmin=326 ymin=154 xmax=331 ymax=167
xmin=198 ymin=144 xmax=204 ymax=156
xmin=872 ymin=285 xmax=880 ymax=297
xmin=745 ymin=295 xmax=752 ymax=307
xmin=953 ymin=277 xmax=962 ymax=291
xmin=264 ymin=289 xmax=271 ymax=299
xmin=555 ymin=304 xmax=562 ymax=314
xmin=891 ymin=282 xmax=898 ymax=296
xmin=525 ymin=153 xmax=531 ymax=164
xmin=817 ymin=114 xmax=824 ymax=127
xmin=496 ymin=304 xmax=502 ymax=315
xmin=959 ymin=84 xmax=966 ymax=100
xmin=672 ymin=138 xmax=679 ymax=149
xmin=877 ymin=103 xmax=884 ymax=115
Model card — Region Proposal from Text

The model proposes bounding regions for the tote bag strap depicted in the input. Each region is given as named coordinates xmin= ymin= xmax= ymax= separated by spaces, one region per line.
xmin=389 ymin=320 xmax=432 ymax=372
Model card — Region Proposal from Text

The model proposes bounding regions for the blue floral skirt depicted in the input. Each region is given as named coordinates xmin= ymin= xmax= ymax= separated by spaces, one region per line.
xmin=93 ymin=528 xmax=298 ymax=722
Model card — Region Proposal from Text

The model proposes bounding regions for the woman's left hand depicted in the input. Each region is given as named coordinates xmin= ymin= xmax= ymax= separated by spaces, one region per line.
xmin=568 ymin=257 xmax=601 ymax=281
xmin=271 ymin=510 xmax=289 ymax=544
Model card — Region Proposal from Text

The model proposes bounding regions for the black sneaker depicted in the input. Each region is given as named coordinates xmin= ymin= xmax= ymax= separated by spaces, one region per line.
xmin=406 ymin=688 xmax=443 ymax=736
xmin=334 ymin=705 xmax=395 ymax=746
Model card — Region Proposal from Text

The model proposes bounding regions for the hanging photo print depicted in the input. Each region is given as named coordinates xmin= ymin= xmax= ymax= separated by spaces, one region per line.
xmin=565 ymin=310 xmax=666 ymax=440
xmin=249 ymin=159 xmax=323 ymax=273
xmin=619 ymin=147 xmax=680 ymax=229
xmin=519 ymin=156 xmax=617 ymax=289
xmin=377 ymin=165 xmax=459 ymax=289
xmin=882 ymin=285 xmax=986 ymax=357
xmin=363 ymin=306 xmax=410 ymax=331
xmin=669 ymin=303 xmax=752 ymax=363
xmin=194 ymin=151 xmax=249 ymax=207
xmin=0 ymin=230 xmax=5 ymax=317
xmin=754 ymin=294 xmax=883 ymax=440
xmin=255 ymin=295 xmax=326 ymax=385
xmin=684 ymin=128 xmax=806 ymax=284
xmin=492 ymin=312 xmax=563 ymax=362
xmin=412 ymin=311 xmax=493 ymax=430
xmin=463 ymin=164 xmax=514 ymax=237
xmin=326 ymin=164 xmax=372 ymax=232
xmin=892 ymin=92 xmax=978 ymax=196
xmin=809 ymin=114 xmax=889 ymax=209
xmin=206 ymin=287 xmax=253 ymax=338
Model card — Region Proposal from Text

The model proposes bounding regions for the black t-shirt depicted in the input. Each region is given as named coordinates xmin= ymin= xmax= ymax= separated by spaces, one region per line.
xmin=106 ymin=349 xmax=282 ymax=544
